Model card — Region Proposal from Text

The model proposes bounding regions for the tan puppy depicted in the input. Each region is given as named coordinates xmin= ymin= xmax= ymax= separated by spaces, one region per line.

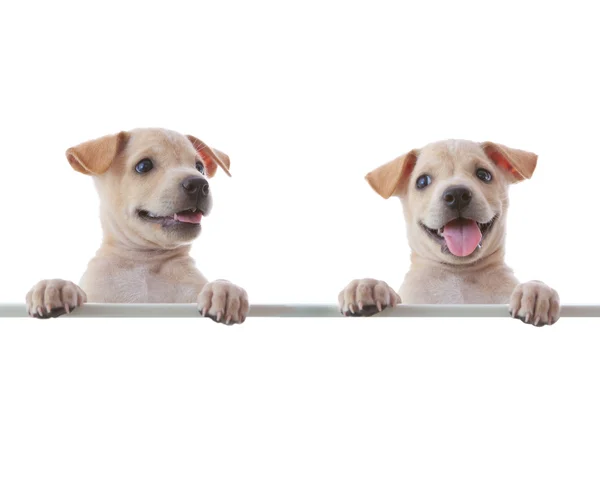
xmin=338 ymin=139 xmax=560 ymax=326
xmin=26 ymin=128 xmax=249 ymax=325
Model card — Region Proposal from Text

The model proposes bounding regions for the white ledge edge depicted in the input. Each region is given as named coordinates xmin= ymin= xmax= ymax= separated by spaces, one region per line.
xmin=0 ymin=303 xmax=599 ymax=318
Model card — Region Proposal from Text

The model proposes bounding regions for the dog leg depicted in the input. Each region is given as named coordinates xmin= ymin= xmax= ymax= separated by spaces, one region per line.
xmin=26 ymin=279 xmax=87 ymax=319
xmin=338 ymin=278 xmax=400 ymax=317
xmin=508 ymin=280 xmax=560 ymax=327
xmin=197 ymin=280 xmax=249 ymax=325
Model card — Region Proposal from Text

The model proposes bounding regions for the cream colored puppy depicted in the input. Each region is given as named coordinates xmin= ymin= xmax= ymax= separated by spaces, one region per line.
xmin=26 ymin=128 xmax=248 ymax=325
xmin=339 ymin=140 xmax=560 ymax=326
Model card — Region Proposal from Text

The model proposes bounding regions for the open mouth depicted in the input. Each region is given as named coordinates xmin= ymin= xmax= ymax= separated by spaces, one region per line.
xmin=421 ymin=216 xmax=497 ymax=257
xmin=138 ymin=208 xmax=204 ymax=227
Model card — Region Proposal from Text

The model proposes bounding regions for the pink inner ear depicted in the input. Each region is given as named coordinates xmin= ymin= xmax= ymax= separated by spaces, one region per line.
xmin=486 ymin=149 xmax=521 ymax=180
xmin=196 ymin=149 xmax=218 ymax=177
xmin=397 ymin=155 xmax=418 ymax=195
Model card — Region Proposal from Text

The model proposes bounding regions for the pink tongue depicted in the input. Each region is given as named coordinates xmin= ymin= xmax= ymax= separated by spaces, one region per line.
xmin=442 ymin=219 xmax=482 ymax=257
xmin=174 ymin=212 xmax=203 ymax=224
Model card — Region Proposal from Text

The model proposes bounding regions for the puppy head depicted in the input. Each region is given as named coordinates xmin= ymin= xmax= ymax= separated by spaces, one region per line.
xmin=66 ymin=128 xmax=231 ymax=249
xmin=366 ymin=139 xmax=537 ymax=264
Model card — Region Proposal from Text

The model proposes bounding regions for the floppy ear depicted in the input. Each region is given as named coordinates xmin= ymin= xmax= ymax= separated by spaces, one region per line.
xmin=65 ymin=132 xmax=129 ymax=175
xmin=481 ymin=142 xmax=537 ymax=183
xmin=365 ymin=150 xmax=419 ymax=199
xmin=186 ymin=135 xmax=231 ymax=178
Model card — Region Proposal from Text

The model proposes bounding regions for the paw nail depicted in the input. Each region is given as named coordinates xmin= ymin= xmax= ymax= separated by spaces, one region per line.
xmin=534 ymin=316 xmax=541 ymax=326
xmin=216 ymin=312 xmax=222 ymax=322
xmin=358 ymin=301 xmax=364 ymax=311
xmin=525 ymin=313 xmax=531 ymax=323
xmin=349 ymin=304 xmax=355 ymax=314
xmin=226 ymin=315 xmax=232 ymax=325
xmin=377 ymin=301 xmax=383 ymax=312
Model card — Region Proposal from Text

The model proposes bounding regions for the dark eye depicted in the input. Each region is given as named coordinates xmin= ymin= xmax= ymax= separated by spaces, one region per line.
xmin=476 ymin=168 xmax=493 ymax=183
xmin=195 ymin=161 xmax=205 ymax=174
xmin=416 ymin=174 xmax=432 ymax=189
xmin=135 ymin=158 xmax=153 ymax=174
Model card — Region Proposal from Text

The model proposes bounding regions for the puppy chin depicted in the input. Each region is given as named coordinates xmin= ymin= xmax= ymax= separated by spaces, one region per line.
xmin=142 ymin=220 xmax=202 ymax=244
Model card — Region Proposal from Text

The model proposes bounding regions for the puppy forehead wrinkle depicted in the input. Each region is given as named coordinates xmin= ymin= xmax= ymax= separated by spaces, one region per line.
xmin=416 ymin=140 xmax=489 ymax=175
xmin=127 ymin=129 xmax=195 ymax=165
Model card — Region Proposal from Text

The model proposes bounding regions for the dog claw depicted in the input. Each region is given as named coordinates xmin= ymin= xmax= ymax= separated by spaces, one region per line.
xmin=216 ymin=311 xmax=222 ymax=322
xmin=377 ymin=301 xmax=383 ymax=312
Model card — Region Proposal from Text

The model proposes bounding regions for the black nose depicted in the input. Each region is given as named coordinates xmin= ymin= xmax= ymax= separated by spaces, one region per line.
xmin=182 ymin=177 xmax=209 ymax=196
xmin=443 ymin=186 xmax=472 ymax=211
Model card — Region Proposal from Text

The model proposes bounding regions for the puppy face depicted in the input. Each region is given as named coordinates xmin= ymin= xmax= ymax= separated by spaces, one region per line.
xmin=366 ymin=140 xmax=537 ymax=264
xmin=66 ymin=128 xmax=231 ymax=249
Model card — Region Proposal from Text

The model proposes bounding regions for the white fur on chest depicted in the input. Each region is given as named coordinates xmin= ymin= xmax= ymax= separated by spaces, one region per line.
xmin=80 ymin=257 xmax=206 ymax=303
xmin=400 ymin=267 xmax=517 ymax=304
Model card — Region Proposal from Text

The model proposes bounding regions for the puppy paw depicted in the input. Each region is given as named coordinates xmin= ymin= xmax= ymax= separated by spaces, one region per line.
xmin=509 ymin=280 xmax=560 ymax=327
xmin=25 ymin=279 xmax=87 ymax=319
xmin=197 ymin=280 xmax=249 ymax=325
xmin=338 ymin=278 xmax=400 ymax=317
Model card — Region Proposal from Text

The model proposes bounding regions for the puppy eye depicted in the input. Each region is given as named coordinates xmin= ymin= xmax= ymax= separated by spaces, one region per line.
xmin=476 ymin=168 xmax=493 ymax=183
xmin=135 ymin=158 xmax=154 ymax=174
xmin=195 ymin=161 xmax=205 ymax=174
xmin=416 ymin=174 xmax=432 ymax=189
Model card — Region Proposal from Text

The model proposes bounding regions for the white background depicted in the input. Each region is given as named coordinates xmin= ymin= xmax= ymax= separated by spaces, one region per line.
xmin=1 ymin=0 xmax=600 ymax=496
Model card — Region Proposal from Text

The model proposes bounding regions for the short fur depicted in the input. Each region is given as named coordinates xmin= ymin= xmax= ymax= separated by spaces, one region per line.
xmin=26 ymin=128 xmax=248 ymax=324
xmin=338 ymin=139 xmax=560 ymax=326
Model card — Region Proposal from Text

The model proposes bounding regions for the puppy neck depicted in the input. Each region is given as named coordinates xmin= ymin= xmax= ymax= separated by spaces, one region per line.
xmin=96 ymin=236 xmax=192 ymax=264
xmin=98 ymin=211 xmax=194 ymax=262
xmin=409 ymin=246 xmax=507 ymax=273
